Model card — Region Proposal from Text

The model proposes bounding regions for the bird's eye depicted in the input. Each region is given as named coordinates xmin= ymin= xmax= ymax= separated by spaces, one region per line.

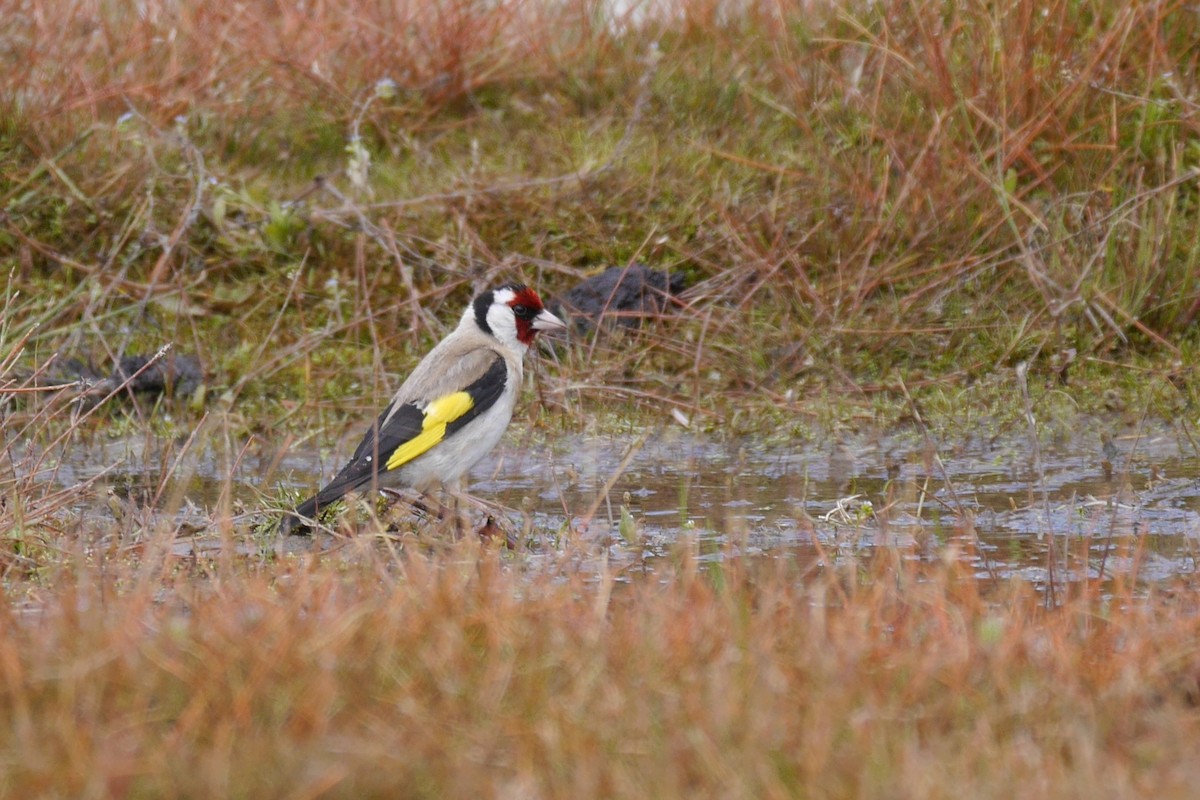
xmin=512 ymin=304 xmax=529 ymax=317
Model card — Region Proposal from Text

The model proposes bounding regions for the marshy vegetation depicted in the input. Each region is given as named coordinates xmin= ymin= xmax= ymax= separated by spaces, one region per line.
xmin=2 ymin=0 xmax=1200 ymax=795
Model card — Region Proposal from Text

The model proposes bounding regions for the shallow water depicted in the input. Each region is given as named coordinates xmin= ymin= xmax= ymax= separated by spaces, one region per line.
xmin=32 ymin=416 xmax=1200 ymax=586
xmin=475 ymin=423 xmax=1200 ymax=586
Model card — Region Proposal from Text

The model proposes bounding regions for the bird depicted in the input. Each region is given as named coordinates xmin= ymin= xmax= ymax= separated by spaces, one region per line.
xmin=279 ymin=282 xmax=566 ymax=535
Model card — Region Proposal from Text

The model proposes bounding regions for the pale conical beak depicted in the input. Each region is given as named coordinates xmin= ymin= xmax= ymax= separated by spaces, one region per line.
xmin=532 ymin=309 xmax=567 ymax=332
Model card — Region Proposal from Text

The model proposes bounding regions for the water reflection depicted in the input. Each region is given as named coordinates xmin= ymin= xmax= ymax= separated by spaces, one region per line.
xmin=478 ymin=424 xmax=1200 ymax=584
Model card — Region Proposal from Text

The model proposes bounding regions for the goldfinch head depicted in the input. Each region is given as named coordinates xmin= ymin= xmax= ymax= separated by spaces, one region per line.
xmin=471 ymin=282 xmax=566 ymax=350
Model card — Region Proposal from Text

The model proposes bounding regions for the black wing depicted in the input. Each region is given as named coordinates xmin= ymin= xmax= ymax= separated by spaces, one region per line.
xmin=444 ymin=356 xmax=508 ymax=438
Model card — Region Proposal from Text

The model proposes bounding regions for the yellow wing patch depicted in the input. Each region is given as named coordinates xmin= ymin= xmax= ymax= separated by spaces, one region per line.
xmin=385 ymin=391 xmax=475 ymax=471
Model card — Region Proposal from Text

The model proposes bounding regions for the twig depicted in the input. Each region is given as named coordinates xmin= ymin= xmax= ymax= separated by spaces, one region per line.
xmin=897 ymin=378 xmax=999 ymax=583
xmin=1014 ymin=362 xmax=1051 ymax=540
xmin=1015 ymin=361 xmax=1060 ymax=607
xmin=25 ymin=345 xmax=175 ymax=483
xmin=139 ymin=118 xmax=209 ymax=305
xmin=576 ymin=434 xmax=647 ymax=533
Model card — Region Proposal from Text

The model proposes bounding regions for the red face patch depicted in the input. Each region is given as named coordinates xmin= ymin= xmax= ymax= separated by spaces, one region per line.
xmin=508 ymin=287 xmax=546 ymax=346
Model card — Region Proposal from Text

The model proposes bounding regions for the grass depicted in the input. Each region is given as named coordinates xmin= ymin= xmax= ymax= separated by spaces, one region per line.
xmin=1 ymin=545 xmax=1199 ymax=798
xmin=3 ymin=0 xmax=1200 ymax=794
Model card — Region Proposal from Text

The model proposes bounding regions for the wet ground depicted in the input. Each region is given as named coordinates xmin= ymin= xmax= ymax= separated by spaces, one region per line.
xmin=43 ymin=415 xmax=1200 ymax=589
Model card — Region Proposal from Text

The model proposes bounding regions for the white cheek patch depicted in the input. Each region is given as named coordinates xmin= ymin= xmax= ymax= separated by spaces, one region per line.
xmin=486 ymin=301 xmax=521 ymax=348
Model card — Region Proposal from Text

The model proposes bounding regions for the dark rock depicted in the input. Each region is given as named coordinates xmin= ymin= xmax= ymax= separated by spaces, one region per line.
xmin=111 ymin=353 xmax=203 ymax=397
xmin=38 ymin=351 xmax=205 ymax=408
xmin=550 ymin=264 xmax=686 ymax=331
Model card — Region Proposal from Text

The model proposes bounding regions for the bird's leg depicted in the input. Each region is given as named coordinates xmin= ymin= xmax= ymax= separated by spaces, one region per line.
xmin=379 ymin=484 xmax=476 ymax=538
xmin=450 ymin=479 xmax=466 ymax=539
xmin=438 ymin=477 xmax=477 ymax=539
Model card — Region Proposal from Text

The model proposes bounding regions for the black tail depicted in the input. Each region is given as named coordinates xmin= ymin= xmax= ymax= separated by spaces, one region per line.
xmin=278 ymin=436 xmax=389 ymax=534
xmin=278 ymin=480 xmax=362 ymax=535
xmin=278 ymin=494 xmax=319 ymax=536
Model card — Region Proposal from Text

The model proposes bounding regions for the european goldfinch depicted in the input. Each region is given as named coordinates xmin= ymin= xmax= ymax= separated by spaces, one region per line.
xmin=280 ymin=282 xmax=565 ymax=534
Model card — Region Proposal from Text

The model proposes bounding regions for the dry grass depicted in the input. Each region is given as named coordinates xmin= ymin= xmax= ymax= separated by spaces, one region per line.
xmin=0 ymin=545 xmax=1198 ymax=798
xmin=4 ymin=0 xmax=1200 ymax=795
